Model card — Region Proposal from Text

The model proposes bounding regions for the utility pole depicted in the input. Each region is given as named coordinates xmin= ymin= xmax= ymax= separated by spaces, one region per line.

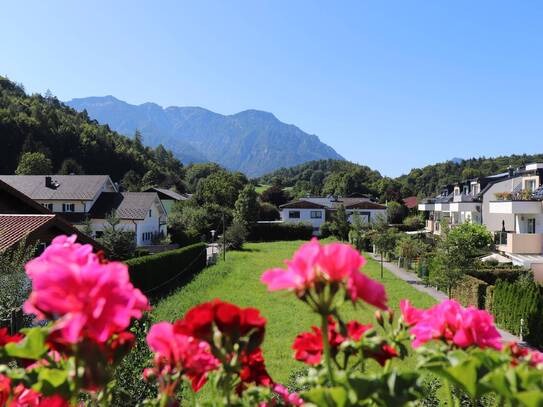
xmin=222 ymin=212 xmax=226 ymax=262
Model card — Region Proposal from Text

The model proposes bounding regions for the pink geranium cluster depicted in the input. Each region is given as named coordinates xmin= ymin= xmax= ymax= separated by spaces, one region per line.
xmin=146 ymin=321 xmax=220 ymax=392
xmin=261 ymin=239 xmax=387 ymax=309
xmin=400 ymin=299 xmax=502 ymax=350
xmin=0 ymin=374 xmax=68 ymax=407
xmin=24 ymin=235 xmax=149 ymax=344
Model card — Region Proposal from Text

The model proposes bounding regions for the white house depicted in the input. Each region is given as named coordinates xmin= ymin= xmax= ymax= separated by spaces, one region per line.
xmin=280 ymin=196 xmax=387 ymax=235
xmin=417 ymin=163 xmax=543 ymax=276
xmin=0 ymin=175 xmax=167 ymax=247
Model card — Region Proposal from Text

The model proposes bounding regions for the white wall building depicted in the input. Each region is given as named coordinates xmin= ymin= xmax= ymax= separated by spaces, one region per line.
xmin=0 ymin=175 xmax=167 ymax=247
xmin=280 ymin=196 xmax=387 ymax=235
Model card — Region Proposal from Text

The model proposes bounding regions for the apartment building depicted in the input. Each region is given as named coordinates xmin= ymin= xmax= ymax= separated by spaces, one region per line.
xmin=418 ymin=163 xmax=543 ymax=272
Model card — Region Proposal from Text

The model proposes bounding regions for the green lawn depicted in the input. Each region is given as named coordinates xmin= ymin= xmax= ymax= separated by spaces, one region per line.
xmin=152 ymin=240 xmax=436 ymax=385
xmin=255 ymin=184 xmax=271 ymax=194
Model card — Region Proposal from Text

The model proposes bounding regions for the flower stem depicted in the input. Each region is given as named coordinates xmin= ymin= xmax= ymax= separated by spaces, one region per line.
xmin=444 ymin=379 xmax=455 ymax=407
xmin=321 ymin=314 xmax=335 ymax=385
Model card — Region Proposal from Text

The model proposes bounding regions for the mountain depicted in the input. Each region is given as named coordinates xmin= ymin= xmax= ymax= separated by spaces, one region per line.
xmin=66 ymin=96 xmax=344 ymax=177
xmin=0 ymin=77 xmax=184 ymax=190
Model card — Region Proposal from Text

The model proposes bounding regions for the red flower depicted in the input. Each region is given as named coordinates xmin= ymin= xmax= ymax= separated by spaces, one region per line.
xmin=0 ymin=327 xmax=24 ymax=346
xmin=368 ymin=344 xmax=398 ymax=366
xmin=38 ymin=395 xmax=70 ymax=407
xmin=175 ymin=299 xmax=266 ymax=351
xmin=293 ymin=318 xmax=370 ymax=365
xmin=106 ymin=331 xmax=136 ymax=363
xmin=239 ymin=348 xmax=272 ymax=388
xmin=0 ymin=374 xmax=11 ymax=407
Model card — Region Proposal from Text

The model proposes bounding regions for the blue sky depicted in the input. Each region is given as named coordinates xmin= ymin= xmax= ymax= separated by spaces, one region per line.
xmin=2 ymin=1 xmax=543 ymax=177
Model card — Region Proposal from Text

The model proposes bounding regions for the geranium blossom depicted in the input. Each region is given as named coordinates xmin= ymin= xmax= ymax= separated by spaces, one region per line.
xmin=24 ymin=235 xmax=149 ymax=344
xmin=147 ymin=321 xmax=219 ymax=391
xmin=272 ymin=384 xmax=304 ymax=406
xmin=261 ymin=239 xmax=387 ymax=309
xmin=293 ymin=317 xmax=377 ymax=365
xmin=174 ymin=299 xmax=266 ymax=350
xmin=0 ymin=328 xmax=23 ymax=346
xmin=405 ymin=300 xmax=502 ymax=350
xmin=238 ymin=348 xmax=273 ymax=391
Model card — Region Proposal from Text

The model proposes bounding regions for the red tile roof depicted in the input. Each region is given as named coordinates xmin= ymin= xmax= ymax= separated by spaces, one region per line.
xmin=0 ymin=214 xmax=55 ymax=251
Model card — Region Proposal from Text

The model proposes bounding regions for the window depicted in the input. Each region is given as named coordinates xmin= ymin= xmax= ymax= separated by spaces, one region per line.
xmin=528 ymin=218 xmax=536 ymax=234
xmin=526 ymin=179 xmax=537 ymax=192
xmin=149 ymin=209 xmax=152 ymax=218
xmin=62 ymin=203 xmax=75 ymax=212
xmin=95 ymin=231 xmax=103 ymax=238
xmin=310 ymin=211 xmax=322 ymax=219
xmin=454 ymin=187 xmax=460 ymax=196
xmin=42 ymin=203 xmax=53 ymax=211
xmin=463 ymin=186 xmax=469 ymax=195
xmin=289 ymin=211 xmax=300 ymax=219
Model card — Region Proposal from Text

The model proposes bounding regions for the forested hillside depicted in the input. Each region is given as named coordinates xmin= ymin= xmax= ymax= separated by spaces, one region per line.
xmin=0 ymin=77 xmax=184 ymax=190
xmin=259 ymin=155 xmax=543 ymax=202
xmin=397 ymin=155 xmax=543 ymax=198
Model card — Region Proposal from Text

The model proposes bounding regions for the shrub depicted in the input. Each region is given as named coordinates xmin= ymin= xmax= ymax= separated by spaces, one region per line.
xmin=258 ymin=202 xmax=280 ymax=221
xmin=468 ymin=268 xmax=529 ymax=285
xmin=402 ymin=214 xmax=425 ymax=231
xmin=125 ymin=243 xmax=207 ymax=295
xmin=450 ymin=275 xmax=488 ymax=309
xmin=225 ymin=220 xmax=248 ymax=250
xmin=247 ymin=223 xmax=313 ymax=242
xmin=492 ymin=278 xmax=543 ymax=347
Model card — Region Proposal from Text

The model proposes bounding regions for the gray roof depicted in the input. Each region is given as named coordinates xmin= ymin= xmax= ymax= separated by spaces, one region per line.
xmin=144 ymin=187 xmax=188 ymax=201
xmin=89 ymin=192 xmax=162 ymax=220
xmin=0 ymin=175 xmax=112 ymax=200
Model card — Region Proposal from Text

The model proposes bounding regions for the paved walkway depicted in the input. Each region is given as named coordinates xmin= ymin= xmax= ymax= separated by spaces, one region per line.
xmin=369 ymin=253 xmax=523 ymax=344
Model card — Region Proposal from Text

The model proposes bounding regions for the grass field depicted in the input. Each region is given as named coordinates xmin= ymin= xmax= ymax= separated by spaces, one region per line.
xmin=152 ymin=240 xmax=437 ymax=385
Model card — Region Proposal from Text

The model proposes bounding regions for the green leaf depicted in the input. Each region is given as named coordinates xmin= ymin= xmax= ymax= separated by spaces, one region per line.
xmin=514 ymin=391 xmax=543 ymax=407
xmin=33 ymin=368 xmax=71 ymax=397
xmin=302 ymin=386 xmax=349 ymax=407
xmin=4 ymin=327 xmax=48 ymax=360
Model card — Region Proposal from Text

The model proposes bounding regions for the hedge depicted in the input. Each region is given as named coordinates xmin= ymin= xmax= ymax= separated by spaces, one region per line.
xmin=467 ymin=269 xmax=529 ymax=285
xmin=248 ymin=223 xmax=313 ymax=242
xmin=492 ymin=279 xmax=543 ymax=347
xmin=451 ymin=275 xmax=489 ymax=309
xmin=125 ymin=243 xmax=207 ymax=295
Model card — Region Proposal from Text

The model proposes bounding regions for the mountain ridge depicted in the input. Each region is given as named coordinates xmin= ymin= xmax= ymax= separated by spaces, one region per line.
xmin=66 ymin=96 xmax=344 ymax=177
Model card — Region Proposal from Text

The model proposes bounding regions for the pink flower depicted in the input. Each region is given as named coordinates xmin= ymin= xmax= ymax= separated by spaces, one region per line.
xmin=272 ymin=384 xmax=304 ymax=406
xmin=24 ymin=235 xmax=149 ymax=344
xmin=147 ymin=322 xmax=219 ymax=391
xmin=261 ymin=239 xmax=387 ymax=310
xmin=317 ymin=243 xmax=366 ymax=281
xmin=346 ymin=270 xmax=387 ymax=310
xmin=261 ymin=239 xmax=320 ymax=292
xmin=400 ymin=300 xmax=424 ymax=326
xmin=409 ymin=300 xmax=502 ymax=350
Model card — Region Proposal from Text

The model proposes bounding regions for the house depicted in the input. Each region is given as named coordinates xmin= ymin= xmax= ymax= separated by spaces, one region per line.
xmin=143 ymin=187 xmax=190 ymax=215
xmin=0 ymin=175 xmax=167 ymax=247
xmin=0 ymin=179 xmax=99 ymax=252
xmin=280 ymin=196 xmax=387 ymax=235
xmin=418 ymin=163 xmax=543 ymax=276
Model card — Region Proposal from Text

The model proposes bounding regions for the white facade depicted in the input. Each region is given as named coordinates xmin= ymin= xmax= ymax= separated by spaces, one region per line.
xmin=280 ymin=208 xmax=325 ymax=234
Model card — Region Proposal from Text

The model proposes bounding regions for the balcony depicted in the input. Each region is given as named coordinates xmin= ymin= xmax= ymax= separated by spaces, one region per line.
xmin=489 ymin=200 xmax=543 ymax=215
xmin=495 ymin=232 xmax=543 ymax=254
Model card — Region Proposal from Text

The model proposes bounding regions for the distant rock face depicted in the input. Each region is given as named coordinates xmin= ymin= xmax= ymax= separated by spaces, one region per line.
xmin=66 ymin=96 xmax=344 ymax=177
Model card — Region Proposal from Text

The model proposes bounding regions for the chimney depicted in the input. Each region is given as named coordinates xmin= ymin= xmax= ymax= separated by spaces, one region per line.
xmin=45 ymin=176 xmax=53 ymax=188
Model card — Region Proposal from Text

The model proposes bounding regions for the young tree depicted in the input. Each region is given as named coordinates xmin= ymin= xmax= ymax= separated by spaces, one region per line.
xmin=395 ymin=235 xmax=426 ymax=270
xmin=0 ymin=238 xmax=38 ymax=322
xmin=15 ymin=152 xmax=53 ymax=175
xmin=234 ymin=184 xmax=259 ymax=225
xmin=371 ymin=226 xmax=398 ymax=279
xmin=260 ymin=185 xmax=289 ymax=207
xmin=330 ymin=205 xmax=350 ymax=241
xmin=386 ymin=201 xmax=407 ymax=224
xmin=225 ymin=219 xmax=249 ymax=250
xmin=348 ymin=212 xmax=369 ymax=251
xmin=98 ymin=212 xmax=137 ymax=260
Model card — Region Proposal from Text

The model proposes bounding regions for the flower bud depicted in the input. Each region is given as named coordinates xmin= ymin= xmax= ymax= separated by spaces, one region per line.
xmin=375 ymin=310 xmax=384 ymax=327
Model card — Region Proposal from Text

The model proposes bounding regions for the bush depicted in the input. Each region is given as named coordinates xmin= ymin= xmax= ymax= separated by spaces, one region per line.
xmin=125 ymin=243 xmax=207 ymax=296
xmin=319 ymin=222 xmax=333 ymax=238
xmin=225 ymin=220 xmax=248 ymax=250
xmin=492 ymin=278 xmax=543 ymax=347
xmin=247 ymin=223 xmax=313 ymax=242
xmin=258 ymin=202 xmax=280 ymax=221
xmin=468 ymin=269 xmax=529 ymax=285
xmin=450 ymin=275 xmax=488 ymax=309
xmin=402 ymin=214 xmax=425 ymax=231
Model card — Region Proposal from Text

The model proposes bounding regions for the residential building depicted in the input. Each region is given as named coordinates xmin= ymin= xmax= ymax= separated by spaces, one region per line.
xmin=0 ymin=175 xmax=167 ymax=247
xmin=0 ymin=179 xmax=99 ymax=252
xmin=143 ymin=187 xmax=190 ymax=215
xmin=418 ymin=163 xmax=543 ymax=275
xmin=280 ymin=195 xmax=387 ymax=235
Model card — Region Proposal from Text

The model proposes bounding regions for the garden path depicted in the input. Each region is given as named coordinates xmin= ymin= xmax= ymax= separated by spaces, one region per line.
xmin=368 ymin=253 xmax=524 ymax=345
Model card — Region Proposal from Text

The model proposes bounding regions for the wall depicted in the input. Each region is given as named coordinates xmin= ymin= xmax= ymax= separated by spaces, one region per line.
xmin=37 ymin=200 xmax=90 ymax=213
xmin=482 ymin=178 xmax=518 ymax=232
xmin=280 ymin=208 xmax=325 ymax=234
